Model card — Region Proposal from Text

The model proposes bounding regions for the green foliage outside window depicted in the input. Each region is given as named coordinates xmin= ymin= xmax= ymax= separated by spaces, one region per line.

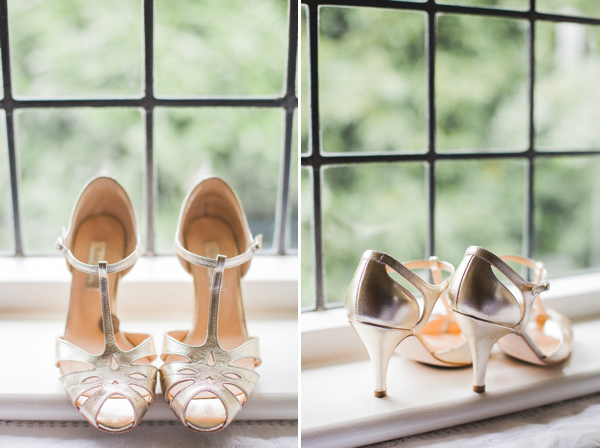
xmin=301 ymin=5 xmax=600 ymax=308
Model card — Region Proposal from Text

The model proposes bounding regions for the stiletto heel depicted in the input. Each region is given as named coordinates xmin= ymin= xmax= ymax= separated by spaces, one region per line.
xmin=347 ymin=251 xmax=472 ymax=397
xmin=449 ymin=246 xmax=573 ymax=393
xmin=350 ymin=321 xmax=411 ymax=397
xmin=452 ymin=312 xmax=512 ymax=393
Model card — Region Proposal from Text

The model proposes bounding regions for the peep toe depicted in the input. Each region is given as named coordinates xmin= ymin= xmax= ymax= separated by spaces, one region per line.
xmin=159 ymin=177 xmax=262 ymax=432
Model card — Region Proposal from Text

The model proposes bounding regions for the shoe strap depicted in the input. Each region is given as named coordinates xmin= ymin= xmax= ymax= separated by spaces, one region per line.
xmin=56 ymin=227 xmax=141 ymax=275
xmin=206 ymin=255 xmax=227 ymax=345
xmin=56 ymin=227 xmax=141 ymax=352
xmin=498 ymin=254 xmax=549 ymax=296
xmin=465 ymin=246 xmax=550 ymax=332
xmin=499 ymin=254 xmax=550 ymax=322
xmin=465 ymin=246 xmax=550 ymax=295
xmin=174 ymin=234 xmax=262 ymax=270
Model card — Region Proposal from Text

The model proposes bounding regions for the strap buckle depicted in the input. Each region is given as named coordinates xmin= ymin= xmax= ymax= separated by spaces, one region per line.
xmin=532 ymin=281 xmax=550 ymax=296
xmin=56 ymin=227 xmax=68 ymax=251
xmin=253 ymin=234 xmax=263 ymax=251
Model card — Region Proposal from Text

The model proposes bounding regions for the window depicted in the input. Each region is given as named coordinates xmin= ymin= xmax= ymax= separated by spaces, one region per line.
xmin=0 ymin=0 xmax=298 ymax=258
xmin=301 ymin=0 xmax=600 ymax=310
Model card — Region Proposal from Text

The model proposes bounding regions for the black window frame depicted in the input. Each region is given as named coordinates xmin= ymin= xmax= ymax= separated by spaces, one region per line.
xmin=301 ymin=0 xmax=600 ymax=311
xmin=1 ymin=0 xmax=298 ymax=257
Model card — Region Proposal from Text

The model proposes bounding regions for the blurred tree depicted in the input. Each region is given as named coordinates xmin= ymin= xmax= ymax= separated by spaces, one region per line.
xmin=0 ymin=0 xmax=292 ymax=254
xmin=302 ymin=5 xmax=600 ymax=308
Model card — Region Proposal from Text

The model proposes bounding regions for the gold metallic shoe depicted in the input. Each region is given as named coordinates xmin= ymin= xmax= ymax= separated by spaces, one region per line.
xmin=448 ymin=246 xmax=573 ymax=393
xmin=159 ymin=177 xmax=262 ymax=432
xmin=55 ymin=177 xmax=158 ymax=433
xmin=346 ymin=251 xmax=471 ymax=398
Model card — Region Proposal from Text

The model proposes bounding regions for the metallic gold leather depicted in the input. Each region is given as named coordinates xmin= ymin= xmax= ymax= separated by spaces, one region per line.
xmin=346 ymin=251 xmax=448 ymax=331
xmin=174 ymin=233 xmax=262 ymax=270
xmin=57 ymin=227 xmax=142 ymax=275
xmin=449 ymin=246 xmax=551 ymax=331
xmin=55 ymin=177 xmax=158 ymax=432
xmin=453 ymin=311 xmax=513 ymax=391
xmin=348 ymin=252 xmax=468 ymax=352
xmin=56 ymin=262 xmax=158 ymax=432
xmin=451 ymin=254 xmax=522 ymax=327
xmin=346 ymin=251 xmax=471 ymax=395
xmin=539 ymin=309 xmax=572 ymax=363
xmin=347 ymin=258 xmax=420 ymax=330
xmin=159 ymin=255 xmax=261 ymax=432
xmin=349 ymin=321 xmax=411 ymax=395
xmin=449 ymin=245 xmax=572 ymax=390
xmin=497 ymin=309 xmax=572 ymax=364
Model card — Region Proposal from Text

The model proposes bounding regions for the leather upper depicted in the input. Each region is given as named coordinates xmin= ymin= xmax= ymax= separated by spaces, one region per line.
xmin=450 ymin=252 xmax=522 ymax=327
xmin=449 ymin=246 xmax=550 ymax=332
xmin=346 ymin=250 xmax=449 ymax=332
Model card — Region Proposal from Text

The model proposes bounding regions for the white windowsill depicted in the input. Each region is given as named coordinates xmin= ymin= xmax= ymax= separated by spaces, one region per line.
xmin=301 ymin=272 xmax=600 ymax=447
xmin=0 ymin=255 xmax=298 ymax=318
xmin=0 ymin=255 xmax=299 ymax=422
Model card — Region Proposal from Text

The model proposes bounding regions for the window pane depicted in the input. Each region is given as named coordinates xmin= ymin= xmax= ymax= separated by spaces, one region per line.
xmin=436 ymin=15 xmax=528 ymax=152
xmin=535 ymin=22 xmax=600 ymax=150
xmin=323 ymin=163 xmax=426 ymax=306
xmin=9 ymin=0 xmax=142 ymax=98
xmin=438 ymin=0 xmax=527 ymax=9
xmin=301 ymin=168 xmax=314 ymax=309
xmin=0 ymin=45 xmax=4 ymax=100
xmin=17 ymin=109 xmax=144 ymax=252
xmin=436 ymin=160 xmax=524 ymax=267
xmin=534 ymin=157 xmax=600 ymax=276
xmin=319 ymin=7 xmax=426 ymax=153
xmin=287 ymin=112 xmax=298 ymax=250
xmin=301 ymin=5 xmax=310 ymax=155
xmin=537 ymin=0 xmax=600 ymax=18
xmin=154 ymin=0 xmax=288 ymax=96
xmin=0 ymin=112 xmax=11 ymax=252
xmin=154 ymin=108 xmax=282 ymax=252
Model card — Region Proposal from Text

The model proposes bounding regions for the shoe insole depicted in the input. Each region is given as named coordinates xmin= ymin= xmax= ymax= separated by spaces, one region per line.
xmin=182 ymin=216 xmax=249 ymax=351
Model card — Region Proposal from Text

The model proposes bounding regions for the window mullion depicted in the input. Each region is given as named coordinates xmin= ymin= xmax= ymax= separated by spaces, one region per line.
xmin=273 ymin=0 xmax=299 ymax=255
xmin=426 ymin=4 xmax=436 ymax=259
xmin=0 ymin=0 xmax=22 ymax=256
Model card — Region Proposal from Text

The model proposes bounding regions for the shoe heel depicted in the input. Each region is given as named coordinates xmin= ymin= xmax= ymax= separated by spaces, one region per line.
xmin=453 ymin=312 xmax=513 ymax=393
xmin=350 ymin=321 xmax=411 ymax=398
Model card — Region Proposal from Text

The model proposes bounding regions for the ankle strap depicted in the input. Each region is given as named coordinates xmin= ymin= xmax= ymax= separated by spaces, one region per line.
xmin=363 ymin=251 xmax=454 ymax=289
xmin=465 ymin=246 xmax=549 ymax=296
xmin=403 ymin=257 xmax=455 ymax=277
xmin=56 ymin=228 xmax=141 ymax=275
xmin=174 ymin=234 xmax=262 ymax=269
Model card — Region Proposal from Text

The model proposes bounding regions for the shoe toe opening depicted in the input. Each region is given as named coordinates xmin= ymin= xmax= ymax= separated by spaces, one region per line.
xmin=184 ymin=391 xmax=227 ymax=431
xmin=96 ymin=394 xmax=135 ymax=432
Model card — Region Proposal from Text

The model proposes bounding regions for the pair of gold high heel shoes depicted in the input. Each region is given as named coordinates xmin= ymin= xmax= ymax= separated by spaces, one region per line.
xmin=55 ymin=176 xmax=262 ymax=433
xmin=347 ymin=248 xmax=573 ymax=397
